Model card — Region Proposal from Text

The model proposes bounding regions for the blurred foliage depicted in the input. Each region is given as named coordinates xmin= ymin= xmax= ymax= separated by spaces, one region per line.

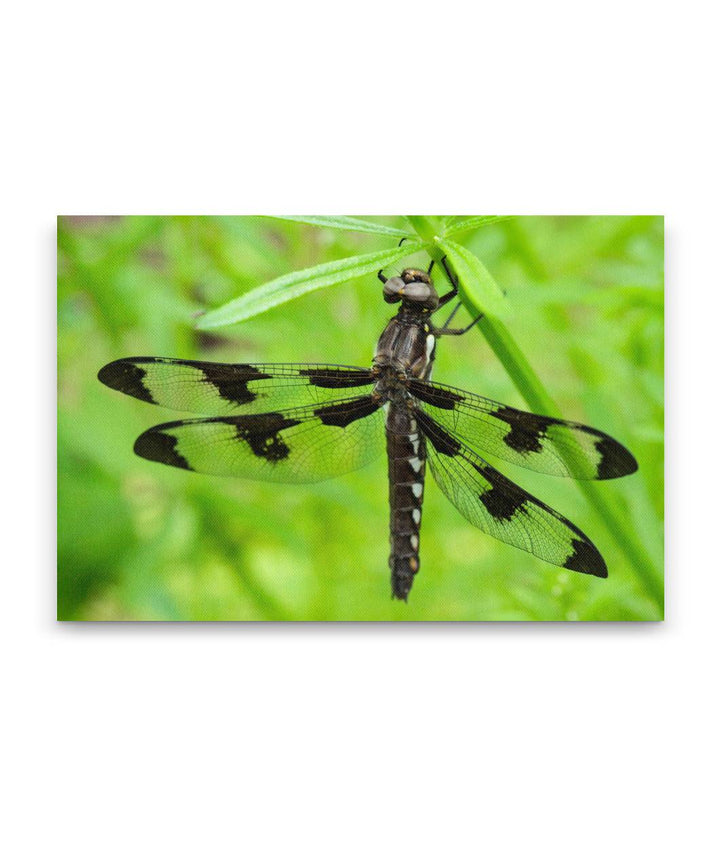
xmin=57 ymin=215 xmax=663 ymax=621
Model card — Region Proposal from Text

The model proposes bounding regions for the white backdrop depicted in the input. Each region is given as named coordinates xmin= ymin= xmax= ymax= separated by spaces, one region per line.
xmin=4 ymin=1 xmax=714 ymax=854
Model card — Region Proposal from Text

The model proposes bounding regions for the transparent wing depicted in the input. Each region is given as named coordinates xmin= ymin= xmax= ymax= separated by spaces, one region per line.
xmin=408 ymin=378 xmax=637 ymax=480
xmin=99 ymin=357 xmax=376 ymax=415
xmin=133 ymin=394 xmax=384 ymax=483
xmin=415 ymin=409 xmax=607 ymax=577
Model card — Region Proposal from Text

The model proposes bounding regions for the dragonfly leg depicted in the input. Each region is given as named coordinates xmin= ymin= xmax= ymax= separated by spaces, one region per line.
xmin=434 ymin=297 xmax=484 ymax=336
xmin=436 ymin=255 xmax=459 ymax=308
xmin=437 ymin=300 xmax=462 ymax=329
xmin=437 ymin=311 xmax=484 ymax=336
xmin=378 ymin=237 xmax=409 ymax=284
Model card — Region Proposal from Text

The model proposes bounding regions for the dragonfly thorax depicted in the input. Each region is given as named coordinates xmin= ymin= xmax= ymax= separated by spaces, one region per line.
xmin=374 ymin=312 xmax=436 ymax=381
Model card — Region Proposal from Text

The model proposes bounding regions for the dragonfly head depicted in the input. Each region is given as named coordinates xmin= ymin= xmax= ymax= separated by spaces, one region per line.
xmin=382 ymin=268 xmax=439 ymax=310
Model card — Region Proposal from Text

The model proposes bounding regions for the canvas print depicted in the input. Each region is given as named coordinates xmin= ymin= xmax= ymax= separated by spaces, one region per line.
xmin=57 ymin=215 xmax=664 ymax=621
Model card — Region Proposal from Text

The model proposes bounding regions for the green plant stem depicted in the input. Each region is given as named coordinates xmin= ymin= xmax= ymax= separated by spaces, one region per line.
xmin=408 ymin=216 xmax=663 ymax=612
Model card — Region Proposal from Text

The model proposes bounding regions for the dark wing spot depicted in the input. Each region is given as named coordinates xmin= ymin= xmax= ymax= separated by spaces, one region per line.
xmin=314 ymin=396 xmax=379 ymax=428
xmin=564 ymin=538 xmax=608 ymax=578
xmin=98 ymin=360 xmax=155 ymax=404
xmin=414 ymin=410 xmax=461 ymax=456
xmin=200 ymin=362 xmax=272 ymax=407
xmin=134 ymin=428 xmax=191 ymax=469
xmin=595 ymin=435 xmax=639 ymax=479
xmin=492 ymin=406 xmax=554 ymax=455
xmin=473 ymin=463 xmax=528 ymax=521
xmin=227 ymin=413 xmax=301 ymax=462
xmin=407 ymin=380 xmax=462 ymax=410
xmin=298 ymin=368 xmax=375 ymax=389
xmin=495 ymin=406 xmax=639 ymax=479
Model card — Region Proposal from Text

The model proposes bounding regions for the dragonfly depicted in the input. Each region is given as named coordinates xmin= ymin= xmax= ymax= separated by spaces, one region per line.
xmin=98 ymin=256 xmax=638 ymax=601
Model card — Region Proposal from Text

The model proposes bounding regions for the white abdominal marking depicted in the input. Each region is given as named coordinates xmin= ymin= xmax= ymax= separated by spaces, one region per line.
xmin=412 ymin=509 xmax=421 ymax=525
xmin=411 ymin=482 xmax=423 ymax=498
xmin=425 ymin=333 xmax=436 ymax=366
xmin=408 ymin=430 xmax=420 ymax=456
xmin=410 ymin=534 xmax=419 ymax=550
xmin=409 ymin=456 xmax=422 ymax=472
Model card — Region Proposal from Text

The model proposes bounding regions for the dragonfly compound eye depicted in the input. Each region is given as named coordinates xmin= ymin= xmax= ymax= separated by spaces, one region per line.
xmin=396 ymin=280 xmax=439 ymax=310
xmin=382 ymin=276 xmax=405 ymax=303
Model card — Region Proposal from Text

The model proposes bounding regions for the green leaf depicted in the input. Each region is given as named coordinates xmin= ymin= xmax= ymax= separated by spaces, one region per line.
xmin=196 ymin=240 xmax=427 ymax=329
xmin=444 ymin=215 xmax=514 ymax=236
xmin=433 ymin=237 xmax=506 ymax=317
xmin=267 ymin=215 xmax=411 ymax=238
xmin=406 ymin=215 xmax=446 ymax=242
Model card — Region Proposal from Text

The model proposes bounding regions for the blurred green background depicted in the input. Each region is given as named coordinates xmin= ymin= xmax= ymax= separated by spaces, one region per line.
xmin=57 ymin=215 xmax=663 ymax=621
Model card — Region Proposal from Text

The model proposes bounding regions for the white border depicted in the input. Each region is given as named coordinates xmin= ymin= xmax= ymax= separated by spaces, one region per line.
xmin=5 ymin=2 xmax=715 ymax=853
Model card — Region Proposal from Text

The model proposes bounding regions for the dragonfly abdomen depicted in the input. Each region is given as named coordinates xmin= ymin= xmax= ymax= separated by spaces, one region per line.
xmin=386 ymin=403 xmax=426 ymax=601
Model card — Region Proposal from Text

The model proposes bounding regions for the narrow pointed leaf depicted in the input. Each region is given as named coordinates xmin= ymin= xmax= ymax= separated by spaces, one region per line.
xmin=268 ymin=215 xmax=411 ymax=238
xmin=444 ymin=215 xmax=514 ymax=236
xmin=196 ymin=240 xmax=427 ymax=329
xmin=434 ymin=237 xmax=506 ymax=317
xmin=406 ymin=215 xmax=446 ymax=241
